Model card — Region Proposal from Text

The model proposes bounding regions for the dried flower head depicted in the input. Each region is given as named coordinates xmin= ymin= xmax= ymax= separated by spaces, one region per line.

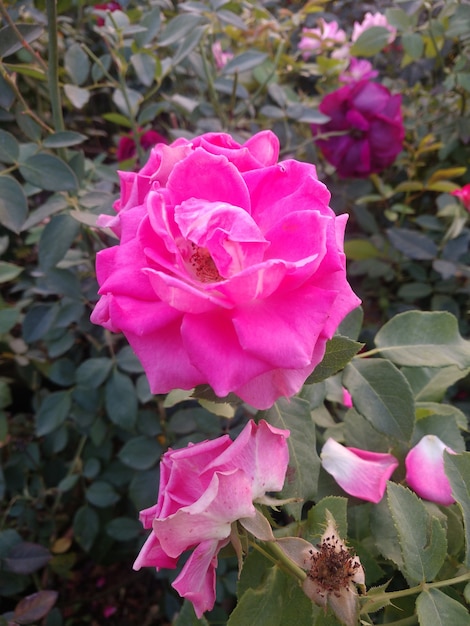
xmin=301 ymin=514 xmax=365 ymax=626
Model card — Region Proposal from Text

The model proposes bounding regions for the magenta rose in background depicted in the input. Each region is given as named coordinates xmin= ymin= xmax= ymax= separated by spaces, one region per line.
xmin=133 ymin=420 xmax=289 ymax=617
xmin=312 ymin=80 xmax=404 ymax=178
xmin=91 ymin=130 xmax=360 ymax=408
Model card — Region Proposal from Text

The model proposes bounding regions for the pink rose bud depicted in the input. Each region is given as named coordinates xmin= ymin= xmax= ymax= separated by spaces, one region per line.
xmin=405 ymin=435 xmax=455 ymax=506
xmin=351 ymin=12 xmax=397 ymax=44
xmin=91 ymin=130 xmax=361 ymax=408
xmin=133 ymin=420 xmax=289 ymax=617
xmin=321 ymin=438 xmax=399 ymax=503
xmin=312 ymin=80 xmax=404 ymax=178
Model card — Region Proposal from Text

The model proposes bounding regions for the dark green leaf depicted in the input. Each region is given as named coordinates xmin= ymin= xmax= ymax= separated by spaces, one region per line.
xmin=73 ymin=506 xmax=99 ymax=552
xmin=118 ymin=435 xmax=162 ymax=470
xmin=0 ymin=175 xmax=28 ymax=232
xmin=75 ymin=358 xmax=113 ymax=388
xmin=222 ymin=51 xmax=268 ymax=75
xmin=106 ymin=517 xmax=142 ymax=541
xmin=402 ymin=33 xmax=424 ymax=60
xmin=306 ymin=336 xmax=363 ymax=384
xmin=38 ymin=214 xmax=80 ymax=270
xmin=4 ymin=542 xmax=51 ymax=574
xmin=350 ymin=26 xmax=392 ymax=56
xmin=105 ymin=370 xmax=138 ymax=431
xmin=13 ymin=590 xmax=58 ymax=625
xmin=416 ymin=588 xmax=470 ymax=625
xmin=444 ymin=452 xmax=470 ymax=568
xmin=158 ymin=13 xmax=206 ymax=47
xmin=171 ymin=25 xmax=206 ymax=66
xmin=0 ymin=24 xmax=43 ymax=58
xmin=266 ymin=397 xmax=318 ymax=519
xmin=173 ymin=600 xmax=210 ymax=626
xmin=343 ymin=359 xmax=415 ymax=442
xmin=116 ymin=346 xmax=144 ymax=374
xmin=64 ymin=43 xmax=90 ymax=85
xmin=387 ymin=483 xmax=447 ymax=584
xmin=19 ymin=154 xmax=78 ymax=191
xmin=64 ymin=84 xmax=90 ymax=109
xmin=0 ymin=129 xmax=19 ymax=163
xmin=387 ymin=227 xmax=438 ymax=260
xmin=130 ymin=53 xmax=156 ymax=87
xmin=86 ymin=481 xmax=120 ymax=508
xmin=43 ymin=131 xmax=87 ymax=148
xmin=0 ymin=261 xmax=22 ymax=283
xmin=35 ymin=391 xmax=71 ymax=437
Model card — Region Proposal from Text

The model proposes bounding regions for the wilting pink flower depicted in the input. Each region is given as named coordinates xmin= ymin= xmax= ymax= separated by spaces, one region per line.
xmin=116 ymin=129 xmax=167 ymax=162
xmin=312 ymin=80 xmax=404 ymax=178
xmin=91 ymin=130 xmax=360 ymax=408
xmin=352 ymin=12 xmax=397 ymax=44
xmin=339 ymin=58 xmax=378 ymax=85
xmin=299 ymin=19 xmax=348 ymax=59
xmin=321 ymin=438 xmax=399 ymax=503
xmin=212 ymin=41 xmax=233 ymax=70
xmin=93 ymin=1 xmax=121 ymax=26
xmin=133 ymin=420 xmax=289 ymax=617
xmin=405 ymin=435 xmax=455 ymax=506
xmin=451 ymin=184 xmax=470 ymax=211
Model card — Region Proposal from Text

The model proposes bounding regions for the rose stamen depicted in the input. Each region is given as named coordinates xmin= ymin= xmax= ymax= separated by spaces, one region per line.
xmin=188 ymin=243 xmax=222 ymax=283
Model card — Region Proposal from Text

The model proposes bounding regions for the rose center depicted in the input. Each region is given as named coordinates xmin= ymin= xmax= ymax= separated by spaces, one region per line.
xmin=306 ymin=536 xmax=359 ymax=594
xmin=188 ymin=243 xmax=222 ymax=283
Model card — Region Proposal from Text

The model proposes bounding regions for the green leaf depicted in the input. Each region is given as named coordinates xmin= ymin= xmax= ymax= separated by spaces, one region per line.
xmin=4 ymin=542 xmax=51 ymax=574
xmin=173 ymin=600 xmax=210 ymax=626
xmin=116 ymin=346 xmax=144 ymax=374
xmin=73 ymin=506 xmax=99 ymax=552
xmin=0 ymin=24 xmax=43 ymax=58
xmin=266 ymin=397 xmax=318 ymax=519
xmin=375 ymin=311 xmax=470 ymax=369
xmin=35 ymin=391 xmax=71 ymax=437
xmin=306 ymin=335 xmax=363 ymax=384
xmin=118 ymin=436 xmax=163 ymax=470
xmin=0 ymin=261 xmax=22 ymax=283
xmin=130 ymin=53 xmax=156 ymax=87
xmin=350 ymin=26 xmax=392 ymax=56
xmin=0 ymin=175 xmax=28 ymax=232
xmin=402 ymin=33 xmax=424 ymax=60
xmin=307 ymin=497 xmax=348 ymax=541
xmin=43 ymin=131 xmax=87 ymax=148
xmin=38 ymin=213 xmax=80 ymax=270
xmin=86 ymin=481 xmax=120 ymax=508
xmin=76 ymin=358 xmax=113 ymax=388
xmin=158 ymin=13 xmax=206 ymax=47
xmin=64 ymin=42 xmax=90 ymax=85
xmin=0 ymin=129 xmax=19 ymax=163
xmin=387 ymin=483 xmax=447 ymax=584
xmin=19 ymin=154 xmax=78 ymax=191
xmin=343 ymin=359 xmax=415 ymax=442
xmin=171 ymin=25 xmax=206 ymax=66
xmin=13 ymin=590 xmax=58 ymax=625
xmin=222 ymin=51 xmax=268 ymax=75
xmin=387 ymin=227 xmax=438 ymax=260
xmin=105 ymin=369 xmax=138 ymax=431
xmin=106 ymin=517 xmax=142 ymax=542
xmin=444 ymin=452 xmax=470 ymax=568
xmin=112 ymin=87 xmax=143 ymax=117
xmin=416 ymin=588 xmax=470 ymax=625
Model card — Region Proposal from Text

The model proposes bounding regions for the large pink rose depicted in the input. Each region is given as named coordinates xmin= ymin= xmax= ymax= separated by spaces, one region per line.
xmin=312 ymin=80 xmax=404 ymax=178
xmin=133 ymin=419 xmax=290 ymax=617
xmin=91 ymin=130 xmax=360 ymax=408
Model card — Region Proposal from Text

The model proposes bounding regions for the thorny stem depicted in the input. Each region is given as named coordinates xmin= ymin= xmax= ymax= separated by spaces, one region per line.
xmin=46 ymin=0 xmax=65 ymax=134
xmin=0 ymin=1 xmax=48 ymax=71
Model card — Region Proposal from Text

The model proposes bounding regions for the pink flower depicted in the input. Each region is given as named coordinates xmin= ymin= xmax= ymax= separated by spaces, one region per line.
xmin=405 ymin=435 xmax=455 ymax=506
xmin=312 ymin=80 xmax=404 ymax=178
xmin=351 ymin=12 xmax=397 ymax=44
xmin=116 ymin=129 xmax=167 ymax=162
xmin=212 ymin=41 xmax=233 ymax=70
xmin=339 ymin=58 xmax=379 ymax=85
xmin=321 ymin=438 xmax=399 ymax=503
xmin=451 ymin=184 xmax=470 ymax=211
xmin=342 ymin=388 xmax=353 ymax=408
xmin=133 ymin=420 xmax=290 ymax=617
xmin=91 ymin=130 xmax=360 ymax=409
xmin=299 ymin=20 xmax=348 ymax=59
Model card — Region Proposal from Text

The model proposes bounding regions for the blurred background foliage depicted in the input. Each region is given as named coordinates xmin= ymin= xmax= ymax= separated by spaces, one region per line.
xmin=0 ymin=0 xmax=470 ymax=624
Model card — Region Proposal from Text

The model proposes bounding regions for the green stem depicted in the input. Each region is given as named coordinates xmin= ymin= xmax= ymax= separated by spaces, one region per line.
xmin=250 ymin=539 xmax=306 ymax=583
xmin=46 ymin=0 xmax=65 ymax=134
xmin=0 ymin=1 xmax=48 ymax=71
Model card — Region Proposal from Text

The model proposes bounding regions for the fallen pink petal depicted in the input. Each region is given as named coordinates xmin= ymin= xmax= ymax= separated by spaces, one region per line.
xmin=321 ymin=438 xmax=399 ymax=503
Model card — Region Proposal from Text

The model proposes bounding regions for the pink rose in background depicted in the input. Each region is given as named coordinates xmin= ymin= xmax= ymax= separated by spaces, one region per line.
xmin=339 ymin=58 xmax=378 ymax=85
xmin=351 ymin=12 xmax=397 ymax=44
xmin=133 ymin=420 xmax=290 ymax=617
xmin=91 ymin=130 xmax=360 ymax=408
xmin=312 ymin=80 xmax=404 ymax=178
xmin=116 ymin=129 xmax=167 ymax=162
xmin=212 ymin=41 xmax=234 ymax=70
xmin=321 ymin=438 xmax=399 ymax=503
xmin=451 ymin=184 xmax=470 ymax=211
xmin=93 ymin=1 xmax=121 ymax=26
xmin=405 ymin=435 xmax=455 ymax=506
xmin=299 ymin=19 xmax=348 ymax=60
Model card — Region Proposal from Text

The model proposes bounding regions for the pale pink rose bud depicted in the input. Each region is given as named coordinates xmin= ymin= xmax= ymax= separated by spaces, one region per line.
xmin=321 ymin=438 xmax=399 ymax=503
xmin=352 ymin=12 xmax=397 ymax=44
xmin=405 ymin=435 xmax=455 ymax=506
